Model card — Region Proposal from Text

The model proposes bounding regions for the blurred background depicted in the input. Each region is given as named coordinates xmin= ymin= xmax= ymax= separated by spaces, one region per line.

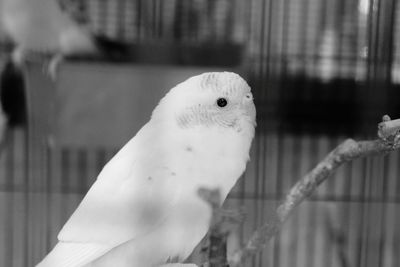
xmin=0 ymin=0 xmax=400 ymax=266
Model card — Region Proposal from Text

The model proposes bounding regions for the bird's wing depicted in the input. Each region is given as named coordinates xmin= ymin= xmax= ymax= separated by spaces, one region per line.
xmin=36 ymin=242 xmax=110 ymax=267
xmin=37 ymin=123 xmax=183 ymax=266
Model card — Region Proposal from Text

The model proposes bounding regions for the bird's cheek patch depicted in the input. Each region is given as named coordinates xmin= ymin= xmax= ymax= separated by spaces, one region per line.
xmin=176 ymin=105 xmax=242 ymax=130
xmin=176 ymin=106 xmax=213 ymax=128
xmin=214 ymin=114 xmax=239 ymax=129
xmin=176 ymin=112 xmax=194 ymax=128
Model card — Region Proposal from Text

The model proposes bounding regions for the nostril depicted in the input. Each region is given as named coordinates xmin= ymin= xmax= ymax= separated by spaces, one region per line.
xmin=245 ymin=93 xmax=253 ymax=100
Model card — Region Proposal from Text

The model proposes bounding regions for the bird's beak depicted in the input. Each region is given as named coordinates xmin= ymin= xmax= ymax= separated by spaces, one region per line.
xmin=242 ymin=93 xmax=256 ymax=122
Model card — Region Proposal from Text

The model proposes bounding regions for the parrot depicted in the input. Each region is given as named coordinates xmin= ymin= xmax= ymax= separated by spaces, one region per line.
xmin=0 ymin=0 xmax=128 ymax=73
xmin=36 ymin=72 xmax=256 ymax=267
xmin=0 ymin=0 xmax=128 ymax=146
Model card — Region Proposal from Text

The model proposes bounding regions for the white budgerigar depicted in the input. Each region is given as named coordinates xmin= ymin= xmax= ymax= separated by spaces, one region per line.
xmin=36 ymin=72 xmax=256 ymax=267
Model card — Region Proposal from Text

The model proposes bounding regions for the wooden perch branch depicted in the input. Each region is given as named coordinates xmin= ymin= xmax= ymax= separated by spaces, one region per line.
xmin=229 ymin=115 xmax=400 ymax=267
xmin=198 ymin=188 xmax=233 ymax=267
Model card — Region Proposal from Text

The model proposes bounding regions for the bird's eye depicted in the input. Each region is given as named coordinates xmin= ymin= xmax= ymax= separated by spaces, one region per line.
xmin=216 ymin=98 xmax=228 ymax=108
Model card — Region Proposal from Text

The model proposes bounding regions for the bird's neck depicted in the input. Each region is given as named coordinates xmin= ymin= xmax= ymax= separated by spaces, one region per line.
xmin=171 ymin=124 xmax=253 ymax=203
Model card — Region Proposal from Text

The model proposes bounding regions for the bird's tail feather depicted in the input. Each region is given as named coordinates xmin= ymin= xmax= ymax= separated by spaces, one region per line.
xmin=36 ymin=242 xmax=110 ymax=267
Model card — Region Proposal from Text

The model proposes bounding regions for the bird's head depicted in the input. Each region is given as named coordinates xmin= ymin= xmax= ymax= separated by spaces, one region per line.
xmin=152 ymin=72 xmax=256 ymax=136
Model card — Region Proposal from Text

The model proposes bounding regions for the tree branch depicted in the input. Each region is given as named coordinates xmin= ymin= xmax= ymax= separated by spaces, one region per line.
xmin=229 ymin=115 xmax=400 ymax=266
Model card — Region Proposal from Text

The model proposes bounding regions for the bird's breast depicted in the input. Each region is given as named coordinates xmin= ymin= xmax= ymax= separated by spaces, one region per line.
xmin=168 ymin=127 xmax=251 ymax=200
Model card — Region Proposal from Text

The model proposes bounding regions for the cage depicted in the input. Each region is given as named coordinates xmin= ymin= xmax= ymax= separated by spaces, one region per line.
xmin=0 ymin=0 xmax=400 ymax=266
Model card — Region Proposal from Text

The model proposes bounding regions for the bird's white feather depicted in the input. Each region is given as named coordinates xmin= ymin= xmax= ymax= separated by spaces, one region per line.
xmin=59 ymin=122 xmax=184 ymax=243
xmin=36 ymin=242 xmax=109 ymax=267
xmin=36 ymin=72 xmax=256 ymax=267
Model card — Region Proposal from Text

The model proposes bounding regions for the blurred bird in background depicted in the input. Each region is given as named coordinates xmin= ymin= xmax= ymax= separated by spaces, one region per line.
xmin=0 ymin=0 xmax=128 ymax=75
xmin=36 ymin=72 xmax=256 ymax=267
xmin=0 ymin=0 xmax=129 ymax=145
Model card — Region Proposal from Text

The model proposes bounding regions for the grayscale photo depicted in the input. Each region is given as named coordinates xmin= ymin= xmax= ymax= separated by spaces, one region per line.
xmin=0 ymin=0 xmax=399 ymax=267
